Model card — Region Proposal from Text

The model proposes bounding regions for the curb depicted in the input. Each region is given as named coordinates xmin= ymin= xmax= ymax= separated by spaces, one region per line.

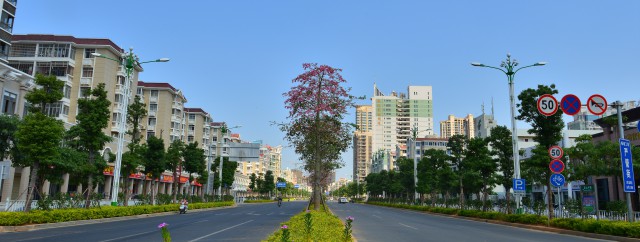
xmin=366 ymin=203 xmax=640 ymax=242
xmin=0 ymin=204 xmax=236 ymax=233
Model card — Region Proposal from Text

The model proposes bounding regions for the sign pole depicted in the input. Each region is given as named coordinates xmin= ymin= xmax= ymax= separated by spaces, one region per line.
xmin=615 ymin=101 xmax=634 ymax=222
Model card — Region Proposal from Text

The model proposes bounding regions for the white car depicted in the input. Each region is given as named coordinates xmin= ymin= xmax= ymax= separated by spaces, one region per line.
xmin=339 ymin=197 xmax=348 ymax=204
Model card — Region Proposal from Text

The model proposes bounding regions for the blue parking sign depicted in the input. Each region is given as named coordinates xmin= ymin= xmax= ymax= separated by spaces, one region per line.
xmin=619 ymin=139 xmax=636 ymax=193
xmin=513 ymin=179 xmax=526 ymax=193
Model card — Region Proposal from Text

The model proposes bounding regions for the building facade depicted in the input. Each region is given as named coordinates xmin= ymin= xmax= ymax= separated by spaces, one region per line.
xmin=353 ymin=105 xmax=372 ymax=183
xmin=137 ymin=81 xmax=187 ymax=146
xmin=440 ymin=114 xmax=475 ymax=139
xmin=371 ymin=84 xmax=433 ymax=172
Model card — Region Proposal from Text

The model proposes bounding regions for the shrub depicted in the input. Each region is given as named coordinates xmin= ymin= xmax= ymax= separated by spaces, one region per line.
xmin=263 ymin=209 xmax=346 ymax=242
xmin=0 ymin=201 xmax=233 ymax=226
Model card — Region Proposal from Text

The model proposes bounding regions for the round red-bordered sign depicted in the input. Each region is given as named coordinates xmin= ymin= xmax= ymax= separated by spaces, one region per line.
xmin=587 ymin=94 xmax=607 ymax=116
xmin=561 ymin=94 xmax=582 ymax=116
xmin=537 ymin=94 xmax=559 ymax=116
xmin=549 ymin=159 xmax=565 ymax=173
xmin=548 ymin=145 xmax=563 ymax=159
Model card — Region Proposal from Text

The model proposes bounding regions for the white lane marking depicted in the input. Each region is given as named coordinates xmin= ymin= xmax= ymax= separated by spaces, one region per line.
xmin=372 ymin=215 xmax=382 ymax=219
xmin=99 ymin=230 xmax=154 ymax=242
xmin=399 ymin=223 xmax=418 ymax=230
xmin=193 ymin=219 xmax=208 ymax=224
xmin=187 ymin=220 xmax=254 ymax=242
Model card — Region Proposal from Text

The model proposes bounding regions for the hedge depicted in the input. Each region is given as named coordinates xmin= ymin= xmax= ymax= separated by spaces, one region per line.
xmin=367 ymin=201 xmax=640 ymax=238
xmin=0 ymin=201 xmax=234 ymax=226
xmin=263 ymin=208 xmax=349 ymax=242
xmin=244 ymin=200 xmax=276 ymax=204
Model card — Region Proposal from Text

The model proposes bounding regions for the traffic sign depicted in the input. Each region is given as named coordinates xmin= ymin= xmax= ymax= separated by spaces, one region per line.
xmin=513 ymin=179 xmax=526 ymax=193
xmin=537 ymin=94 xmax=559 ymax=116
xmin=549 ymin=159 xmax=565 ymax=173
xmin=560 ymin=94 xmax=581 ymax=116
xmin=294 ymin=184 xmax=300 ymax=189
xmin=276 ymin=182 xmax=287 ymax=188
xmin=619 ymin=138 xmax=636 ymax=193
xmin=548 ymin=146 xmax=563 ymax=159
xmin=550 ymin=174 xmax=565 ymax=187
xmin=587 ymin=94 xmax=607 ymax=116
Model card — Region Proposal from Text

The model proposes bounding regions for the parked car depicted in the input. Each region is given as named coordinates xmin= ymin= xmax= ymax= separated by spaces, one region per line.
xmin=339 ymin=197 xmax=348 ymax=204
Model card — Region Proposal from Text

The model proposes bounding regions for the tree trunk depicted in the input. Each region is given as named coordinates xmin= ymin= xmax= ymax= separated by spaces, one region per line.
xmin=24 ymin=162 xmax=40 ymax=212
xmin=172 ymin=168 xmax=178 ymax=203
xmin=151 ymin=180 xmax=157 ymax=205
xmin=505 ymin=185 xmax=512 ymax=214
xmin=547 ymin=182 xmax=554 ymax=219
xmin=482 ymin=187 xmax=488 ymax=211
xmin=459 ymin=178 xmax=465 ymax=209
xmin=124 ymin=177 xmax=130 ymax=206
xmin=85 ymin=151 xmax=96 ymax=209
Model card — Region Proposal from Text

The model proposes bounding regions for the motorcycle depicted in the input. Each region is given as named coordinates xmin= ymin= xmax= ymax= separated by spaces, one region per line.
xmin=277 ymin=199 xmax=282 ymax=207
xmin=179 ymin=204 xmax=187 ymax=214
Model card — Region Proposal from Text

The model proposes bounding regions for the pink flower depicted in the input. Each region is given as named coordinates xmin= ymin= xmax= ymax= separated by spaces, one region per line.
xmin=158 ymin=222 xmax=168 ymax=228
xmin=281 ymin=225 xmax=288 ymax=229
xmin=346 ymin=216 xmax=354 ymax=221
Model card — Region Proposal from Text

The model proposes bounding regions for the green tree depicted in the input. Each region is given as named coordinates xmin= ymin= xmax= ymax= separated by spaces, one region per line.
xmin=465 ymin=137 xmax=496 ymax=211
xmin=211 ymin=156 xmax=238 ymax=195
xmin=143 ymin=136 xmax=165 ymax=205
xmin=126 ymin=96 xmax=147 ymax=144
xmin=120 ymin=94 xmax=148 ymax=206
xmin=0 ymin=114 xmax=19 ymax=159
xmin=487 ymin=125 xmax=515 ymax=213
xmin=183 ymin=142 xmax=206 ymax=197
xmin=447 ymin=134 xmax=468 ymax=207
xmin=395 ymin=157 xmax=414 ymax=200
xmin=165 ymin=140 xmax=184 ymax=202
xmin=263 ymin=170 xmax=276 ymax=195
xmin=14 ymin=74 xmax=65 ymax=212
xmin=418 ymin=149 xmax=449 ymax=206
xmin=66 ymin=83 xmax=112 ymax=208
xmin=249 ymin=173 xmax=257 ymax=191
xmin=516 ymin=84 xmax=564 ymax=218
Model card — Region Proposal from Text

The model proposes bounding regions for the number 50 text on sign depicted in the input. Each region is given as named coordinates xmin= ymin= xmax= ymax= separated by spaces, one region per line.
xmin=537 ymin=94 xmax=559 ymax=116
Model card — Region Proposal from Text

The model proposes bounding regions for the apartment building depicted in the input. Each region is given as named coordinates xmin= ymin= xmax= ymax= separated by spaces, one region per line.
xmin=353 ymin=105 xmax=372 ymax=183
xmin=0 ymin=0 xmax=16 ymax=63
xmin=440 ymin=114 xmax=475 ymax=139
xmin=137 ymin=81 xmax=187 ymax=146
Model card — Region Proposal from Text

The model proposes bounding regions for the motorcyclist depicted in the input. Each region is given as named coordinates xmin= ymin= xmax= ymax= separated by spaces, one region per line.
xmin=277 ymin=196 xmax=283 ymax=207
xmin=181 ymin=198 xmax=189 ymax=211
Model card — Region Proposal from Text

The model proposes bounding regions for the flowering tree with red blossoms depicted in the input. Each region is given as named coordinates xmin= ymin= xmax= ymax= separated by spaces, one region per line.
xmin=281 ymin=63 xmax=356 ymax=210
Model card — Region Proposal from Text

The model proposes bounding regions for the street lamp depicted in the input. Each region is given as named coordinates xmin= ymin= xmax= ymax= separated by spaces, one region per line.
xmin=471 ymin=54 xmax=545 ymax=211
xmin=93 ymin=48 xmax=169 ymax=206
xmin=409 ymin=124 xmax=431 ymax=202
xmin=216 ymin=124 xmax=242 ymax=200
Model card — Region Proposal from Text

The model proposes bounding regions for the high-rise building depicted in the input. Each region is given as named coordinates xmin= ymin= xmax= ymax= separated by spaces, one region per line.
xmin=137 ymin=81 xmax=187 ymax=147
xmin=371 ymin=84 xmax=433 ymax=171
xmin=353 ymin=105 xmax=372 ymax=183
xmin=184 ymin=108 xmax=213 ymax=149
xmin=440 ymin=114 xmax=475 ymax=139
xmin=0 ymin=0 xmax=16 ymax=64
xmin=475 ymin=102 xmax=497 ymax=139
xmin=567 ymin=101 xmax=637 ymax=130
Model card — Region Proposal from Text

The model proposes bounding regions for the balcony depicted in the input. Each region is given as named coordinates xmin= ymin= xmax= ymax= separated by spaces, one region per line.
xmin=115 ymin=84 xmax=125 ymax=94
xmin=80 ymin=77 xmax=92 ymax=86
xmin=188 ymin=130 xmax=194 ymax=136
xmin=111 ymin=121 xmax=122 ymax=132
xmin=148 ymin=110 xmax=156 ymax=117
xmin=171 ymin=115 xmax=182 ymax=123
xmin=172 ymin=101 xmax=182 ymax=109
xmin=113 ymin=102 xmax=125 ymax=112
xmin=147 ymin=125 xmax=155 ymax=131
xmin=149 ymin=95 xmax=158 ymax=102
xmin=0 ymin=21 xmax=12 ymax=34
xmin=117 ymin=66 xmax=125 ymax=76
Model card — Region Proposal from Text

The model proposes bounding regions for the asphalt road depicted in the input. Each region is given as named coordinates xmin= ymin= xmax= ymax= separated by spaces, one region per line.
xmin=328 ymin=202 xmax=611 ymax=242
xmin=0 ymin=201 xmax=306 ymax=242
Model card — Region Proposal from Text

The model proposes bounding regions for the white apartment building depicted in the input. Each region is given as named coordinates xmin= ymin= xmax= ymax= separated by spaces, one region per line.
xmin=371 ymin=84 xmax=433 ymax=171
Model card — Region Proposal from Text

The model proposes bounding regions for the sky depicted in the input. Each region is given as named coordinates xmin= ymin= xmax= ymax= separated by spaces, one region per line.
xmin=15 ymin=1 xmax=640 ymax=181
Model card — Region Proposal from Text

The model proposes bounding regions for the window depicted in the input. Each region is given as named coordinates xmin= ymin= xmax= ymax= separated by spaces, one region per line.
xmin=114 ymin=94 xmax=124 ymax=104
xmin=149 ymin=104 xmax=157 ymax=112
xmin=9 ymin=43 xmax=36 ymax=57
xmin=82 ymin=67 xmax=93 ymax=78
xmin=148 ymin=118 xmax=156 ymax=126
xmin=84 ymin=49 xmax=96 ymax=58
xmin=80 ymin=86 xmax=91 ymax=97
xmin=45 ymin=101 xmax=62 ymax=117
xmin=2 ymin=91 xmax=17 ymax=115
xmin=188 ymin=136 xmax=194 ymax=142
xmin=38 ymin=43 xmax=72 ymax=58
xmin=189 ymin=114 xmax=195 ymax=120
xmin=9 ymin=61 xmax=34 ymax=75
xmin=147 ymin=131 xmax=155 ymax=139
xmin=62 ymin=105 xmax=69 ymax=116
xmin=150 ymin=90 xmax=158 ymax=97
xmin=63 ymin=85 xmax=71 ymax=99
xmin=136 ymin=87 xmax=143 ymax=95
xmin=189 ymin=125 xmax=195 ymax=131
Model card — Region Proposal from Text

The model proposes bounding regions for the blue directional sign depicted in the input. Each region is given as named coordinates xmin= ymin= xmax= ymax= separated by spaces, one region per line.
xmin=513 ymin=179 xmax=526 ymax=193
xmin=294 ymin=184 xmax=300 ymax=189
xmin=619 ymin=139 xmax=636 ymax=193
xmin=550 ymin=174 xmax=565 ymax=187
xmin=276 ymin=182 xmax=287 ymax=188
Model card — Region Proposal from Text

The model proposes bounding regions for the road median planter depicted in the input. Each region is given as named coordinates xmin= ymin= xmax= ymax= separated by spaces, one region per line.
xmin=0 ymin=201 xmax=234 ymax=227
xmin=367 ymin=201 xmax=640 ymax=240
xmin=263 ymin=206 xmax=353 ymax=242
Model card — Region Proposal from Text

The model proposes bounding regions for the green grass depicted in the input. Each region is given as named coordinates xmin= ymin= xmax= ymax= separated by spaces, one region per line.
xmin=263 ymin=208 xmax=350 ymax=242
xmin=0 ymin=201 xmax=234 ymax=226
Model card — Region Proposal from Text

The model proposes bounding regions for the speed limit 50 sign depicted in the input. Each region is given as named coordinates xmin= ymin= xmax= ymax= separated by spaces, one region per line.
xmin=537 ymin=94 xmax=559 ymax=116
xmin=549 ymin=146 xmax=563 ymax=159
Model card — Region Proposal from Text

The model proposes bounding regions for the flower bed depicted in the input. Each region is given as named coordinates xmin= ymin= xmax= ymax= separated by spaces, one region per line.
xmin=0 ymin=201 xmax=234 ymax=226
xmin=367 ymin=201 xmax=640 ymax=238
xmin=263 ymin=208 xmax=351 ymax=242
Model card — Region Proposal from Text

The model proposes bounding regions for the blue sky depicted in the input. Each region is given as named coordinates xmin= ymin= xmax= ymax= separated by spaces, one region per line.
xmin=16 ymin=1 xmax=640 ymax=180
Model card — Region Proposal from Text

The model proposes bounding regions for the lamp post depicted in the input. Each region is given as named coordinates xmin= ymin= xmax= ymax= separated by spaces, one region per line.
xmin=471 ymin=54 xmax=545 ymax=211
xmin=216 ymin=124 xmax=241 ymax=200
xmin=92 ymin=48 xmax=169 ymax=206
xmin=409 ymin=124 xmax=431 ymax=202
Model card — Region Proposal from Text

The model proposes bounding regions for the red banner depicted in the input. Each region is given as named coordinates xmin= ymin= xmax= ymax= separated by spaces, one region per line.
xmin=103 ymin=166 xmax=114 ymax=175
xmin=161 ymin=175 xmax=174 ymax=183
xmin=179 ymin=177 xmax=189 ymax=184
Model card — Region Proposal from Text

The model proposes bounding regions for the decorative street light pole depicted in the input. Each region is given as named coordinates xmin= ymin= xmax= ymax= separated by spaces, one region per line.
xmin=471 ymin=54 xmax=545 ymax=211
xmin=216 ymin=124 xmax=241 ymax=200
xmin=92 ymin=48 xmax=169 ymax=206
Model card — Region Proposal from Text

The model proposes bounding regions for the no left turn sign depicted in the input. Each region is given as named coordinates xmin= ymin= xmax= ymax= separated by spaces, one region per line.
xmin=537 ymin=94 xmax=558 ymax=116
xmin=587 ymin=94 xmax=607 ymax=116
